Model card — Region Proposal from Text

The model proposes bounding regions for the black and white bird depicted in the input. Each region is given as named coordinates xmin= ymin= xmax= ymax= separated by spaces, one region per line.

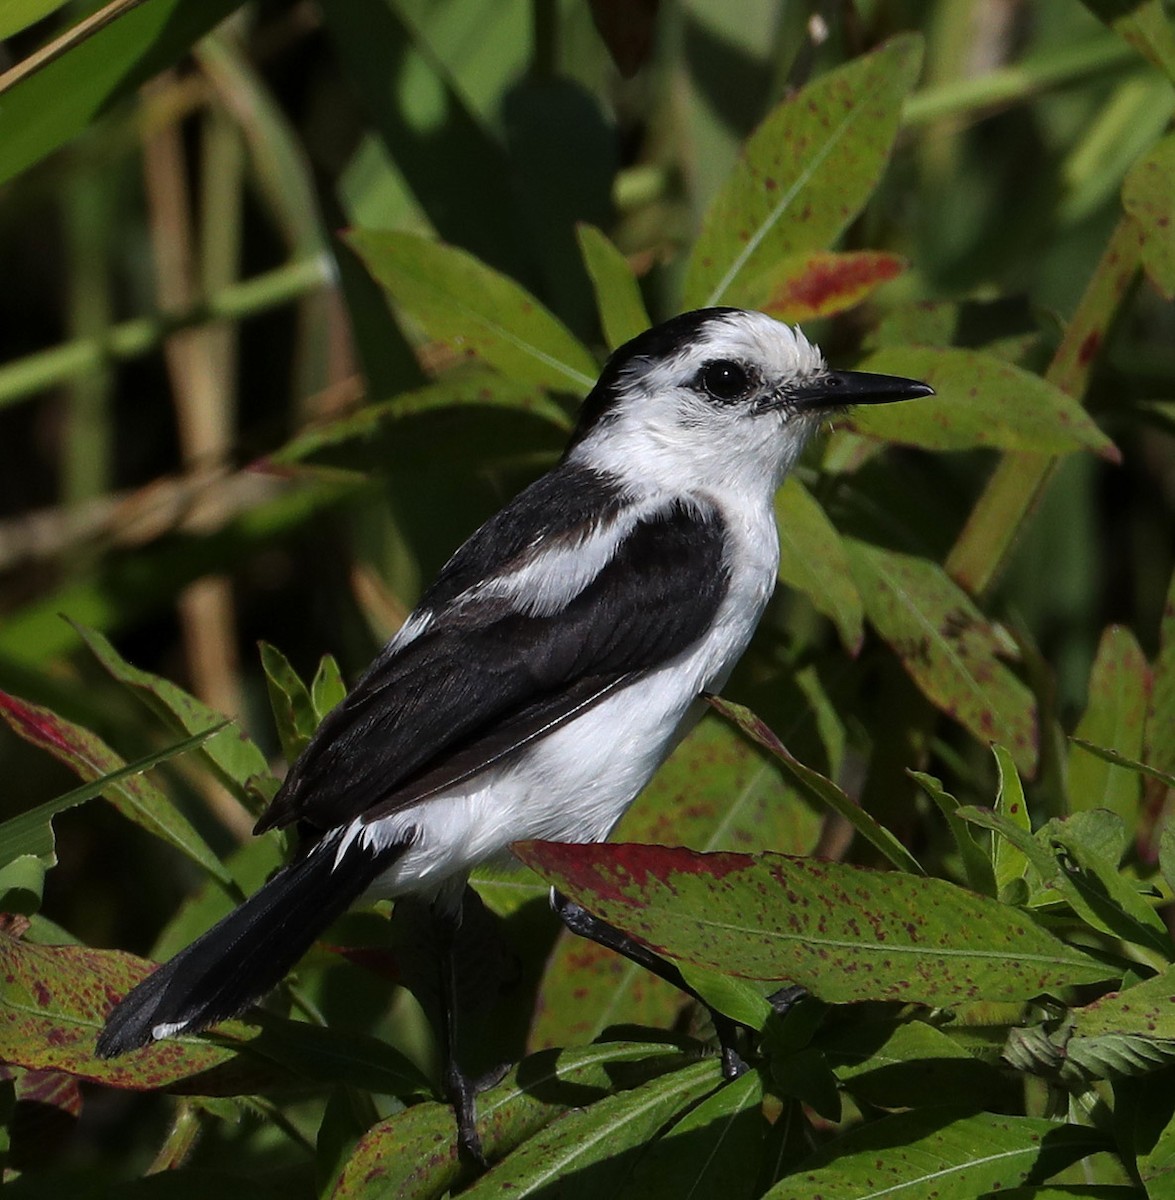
xmin=98 ymin=307 xmax=931 ymax=1154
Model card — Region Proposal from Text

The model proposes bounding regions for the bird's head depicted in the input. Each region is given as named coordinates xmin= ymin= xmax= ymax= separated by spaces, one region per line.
xmin=566 ymin=307 xmax=932 ymax=498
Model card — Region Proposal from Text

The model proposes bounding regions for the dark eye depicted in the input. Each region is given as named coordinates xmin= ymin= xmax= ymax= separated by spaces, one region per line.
xmin=697 ymin=359 xmax=752 ymax=402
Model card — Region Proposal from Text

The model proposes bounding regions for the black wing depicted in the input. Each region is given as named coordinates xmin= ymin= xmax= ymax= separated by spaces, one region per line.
xmin=256 ymin=491 xmax=730 ymax=836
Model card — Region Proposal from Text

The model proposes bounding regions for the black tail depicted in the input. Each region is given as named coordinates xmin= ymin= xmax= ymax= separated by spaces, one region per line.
xmin=97 ymin=834 xmax=399 ymax=1057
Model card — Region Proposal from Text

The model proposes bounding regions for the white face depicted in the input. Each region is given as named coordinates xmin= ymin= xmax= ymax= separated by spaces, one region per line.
xmin=569 ymin=310 xmax=829 ymax=501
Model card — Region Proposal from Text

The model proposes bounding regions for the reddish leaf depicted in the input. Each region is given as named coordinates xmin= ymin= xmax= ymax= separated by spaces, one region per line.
xmin=515 ymin=843 xmax=1112 ymax=1006
xmin=758 ymin=251 xmax=905 ymax=322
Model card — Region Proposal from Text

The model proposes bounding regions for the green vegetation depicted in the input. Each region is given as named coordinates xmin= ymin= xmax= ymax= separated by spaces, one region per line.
xmin=0 ymin=2 xmax=1173 ymax=1196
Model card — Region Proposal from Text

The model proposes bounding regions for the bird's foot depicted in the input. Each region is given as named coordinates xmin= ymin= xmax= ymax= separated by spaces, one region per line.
xmin=445 ymin=1061 xmax=511 ymax=1168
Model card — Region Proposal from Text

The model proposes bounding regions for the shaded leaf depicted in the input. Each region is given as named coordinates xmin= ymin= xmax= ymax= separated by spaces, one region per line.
xmin=774 ymin=476 xmax=864 ymax=653
xmin=576 ymin=223 xmax=650 ymax=349
xmin=908 ymin=771 xmax=997 ymax=896
xmin=754 ymin=250 xmax=905 ymax=322
xmin=846 ymin=347 xmax=1118 ymax=460
xmin=347 ymin=229 xmax=598 ymax=392
xmin=709 ymin=696 xmax=921 ymax=874
xmin=1123 ymin=133 xmax=1175 ymax=299
xmin=259 ymin=641 xmax=319 ymax=763
xmin=460 ymin=1059 xmax=720 ymax=1199
xmin=0 ymin=694 xmax=232 ymax=886
xmin=1148 ymin=566 xmax=1175 ymax=784
xmin=683 ymin=35 xmax=923 ymax=307
xmin=0 ymin=855 xmax=46 ymax=917
xmin=1067 ymin=625 xmax=1150 ymax=824
xmin=330 ymin=1042 xmax=697 ymax=1198
xmin=0 ymin=0 xmax=68 ymax=39
xmin=615 ymin=1068 xmax=766 ymax=1200
xmin=764 ymin=1109 xmax=1105 ymax=1199
xmin=515 ymin=843 xmax=1113 ymax=1005
xmin=844 ymin=540 xmax=1039 ymax=774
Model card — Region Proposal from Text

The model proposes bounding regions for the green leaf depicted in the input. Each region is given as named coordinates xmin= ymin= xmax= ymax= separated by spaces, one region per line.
xmin=0 ymin=0 xmax=245 ymax=187
xmin=0 ymin=694 xmax=232 ymax=887
xmin=683 ymin=35 xmax=923 ymax=308
xmin=460 ymin=1060 xmax=720 ymax=1199
xmin=845 ymin=540 xmax=1039 ymax=774
xmin=763 ymin=1110 xmax=1105 ymax=1199
xmin=311 ymin=655 xmax=348 ymax=723
xmin=0 ymin=0 xmax=67 ymax=39
xmin=576 ymin=224 xmax=650 ymax=350
xmin=1123 ymin=133 xmax=1175 ymax=299
xmin=515 ymin=843 xmax=1113 ymax=1006
xmin=908 ymin=771 xmax=998 ymax=896
xmin=1147 ymin=566 xmax=1175 ymax=785
xmin=708 ymin=696 xmax=923 ymax=875
xmin=1070 ymin=740 xmax=1175 ymax=790
xmin=774 ymin=477 xmax=864 ymax=653
xmin=1067 ymin=625 xmax=1150 ymax=824
xmin=614 ymin=1069 xmax=766 ymax=1200
xmin=347 ymin=229 xmax=598 ymax=392
xmin=259 ymin=641 xmax=319 ymax=763
xmin=846 ymin=347 xmax=1119 ymax=460
xmin=530 ymin=713 xmax=821 ymax=1051
xmin=330 ymin=1042 xmax=696 ymax=1197
xmin=1086 ymin=0 xmax=1175 ymax=85
xmin=0 ymin=854 xmax=47 ymax=916
xmin=992 ymin=744 xmax=1034 ymax=898
xmin=828 ymin=1019 xmax=1007 ymax=1110
xmin=75 ymin=621 xmax=273 ymax=799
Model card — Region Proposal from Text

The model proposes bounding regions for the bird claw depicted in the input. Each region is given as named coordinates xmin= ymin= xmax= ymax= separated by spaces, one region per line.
xmin=446 ymin=1061 xmax=511 ymax=1168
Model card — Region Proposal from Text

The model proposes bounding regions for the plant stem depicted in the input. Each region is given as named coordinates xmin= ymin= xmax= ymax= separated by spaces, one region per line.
xmin=146 ymin=1099 xmax=202 ymax=1173
xmin=945 ymin=217 xmax=1143 ymax=595
xmin=0 ymin=255 xmax=332 ymax=410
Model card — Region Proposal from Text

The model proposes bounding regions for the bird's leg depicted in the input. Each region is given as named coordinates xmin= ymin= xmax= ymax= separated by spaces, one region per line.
xmin=430 ymin=898 xmax=488 ymax=1168
xmin=551 ymin=889 xmax=749 ymax=1078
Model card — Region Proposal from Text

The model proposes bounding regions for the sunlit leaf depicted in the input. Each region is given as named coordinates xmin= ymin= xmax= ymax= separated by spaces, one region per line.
xmin=845 ymin=540 xmax=1039 ymax=774
xmin=908 ymin=771 xmax=997 ymax=896
xmin=347 ymin=229 xmax=598 ymax=392
xmin=845 ymin=347 xmax=1119 ymax=460
xmin=1123 ymin=134 xmax=1175 ymax=299
xmin=752 ymin=250 xmax=905 ymax=322
xmin=764 ymin=1109 xmax=1105 ymax=1199
xmin=516 ymin=843 xmax=1112 ymax=1005
xmin=259 ymin=641 xmax=319 ymax=763
xmin=0 ymin=0 xmax=67 ymax=39
xmin=775 ymin=476 xmax=864 ymax=653
xmin=311 ymin=655 xmax=348 ymax=722
xmin=683 ymin=35 xmax=923 ymax=308
xmin=992 ymin=745 xmax=1033 ymax=898
xmin=1067 ymin=625 xmax=1150 ymax=824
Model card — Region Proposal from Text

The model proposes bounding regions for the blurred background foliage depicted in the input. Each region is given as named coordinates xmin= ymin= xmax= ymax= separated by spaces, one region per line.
xmin=0 ymin=0 xmax=1173 ymax=1190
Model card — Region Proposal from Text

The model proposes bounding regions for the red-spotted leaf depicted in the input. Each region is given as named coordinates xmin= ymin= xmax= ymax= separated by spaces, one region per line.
xmin=330 ymin=1042 xmax=694 ymax=1198
xmin=514 ymin=843 xmax=1113 ymax=1006
xmin=752 ymin=250 xmax=905 ymax=322
xmin=845 ymin=347 xmax=1118 ymax=460
xmin=348 ymin=229 xmax=598 ymax=392
xmin=683 ymin=35 xmax=922 ymax=308
xmin=577 ymin=223 xmax=651 ymax=350
xmin=530 ymin=714 xmax=820 ymax=1051
xmin=0 ymin=691 xmax=233 ymax=887
xmin=844 ymin=540 xmax=1039 ymax=774
xmin=1123 ymin=133 xmax=1175 ymax=299
xmin=775 ymin=476 xmax=864 ymax=653
xmin=763 ymin=1110 xmax=1105 ymax=1200
xmin=1067 ymin=625 xmax=1150 ymax=824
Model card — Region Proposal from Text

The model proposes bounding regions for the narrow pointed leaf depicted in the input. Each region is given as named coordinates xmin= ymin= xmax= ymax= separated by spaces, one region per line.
xmin=1069 ymin=740 xmax=1175 ymax=790
xmin=615 ymin=1069 xmax=766 ymax=1200
xmin=708 ymin=695 xmax=923 ymax=874
xmin=460 ymin=1060 xmax=720 ymax=1199
xmin=348 ymin=229 xmax=598 ymax=392
xmin=775 ymin=476 xmax=864 ymax=653
xmin=1123 ymin=133 xmax=1175 ymax=298
xmin=0 ymin=692 xmax=232 ymax=886
xmin=846 ymin=347 xmax=1118 ymax=460
xmin=764 ymin=1110 xmax=1105 ymax=1199
xmin=259 ymin=641 xmax=319 ymax=762
xmin=311 ymin=655 xmax=348 ymax=722
xmin=993 ymin=744 xmax=1033 ymax=896
xmin=908 ymin=771 xmax=997 ymax=896
xmin=1064 ymin=965 xmax=1175 ymax=1079
xmin=515 ymin=843 xmax=1113 ymax=1005
xmin=1067 ymin=625 xmax=1150 ymax=823
xmin=1147 ymin=567 xmax=1175 ymax=783
xmin=75 ymin=622 xmax=272 ymax=796
xmin=845 ymin=540 xmax=1039 ymax=774
xmin=576 ymin=224 xmax=651 ymax=349
xmin=684 ymin=35 xmax=923 ymax=308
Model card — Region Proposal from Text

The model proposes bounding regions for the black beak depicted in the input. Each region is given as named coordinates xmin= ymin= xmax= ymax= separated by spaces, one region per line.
xmin=786 ymin=370 xmax=934 ymax=413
